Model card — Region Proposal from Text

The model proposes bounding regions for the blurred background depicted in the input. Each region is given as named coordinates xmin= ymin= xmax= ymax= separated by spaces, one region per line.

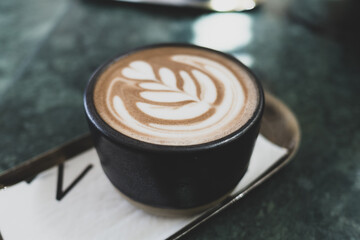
xmin=1 ymin=0 xmax=360 ymax=238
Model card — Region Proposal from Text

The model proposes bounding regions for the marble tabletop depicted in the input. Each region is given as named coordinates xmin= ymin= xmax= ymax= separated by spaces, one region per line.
xmin=1 ymin=0 xmax=360 ymax=238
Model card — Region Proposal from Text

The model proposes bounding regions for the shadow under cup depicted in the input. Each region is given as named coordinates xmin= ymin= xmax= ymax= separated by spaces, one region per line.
xmin=83 ymin=44 xmax=264 ymax=216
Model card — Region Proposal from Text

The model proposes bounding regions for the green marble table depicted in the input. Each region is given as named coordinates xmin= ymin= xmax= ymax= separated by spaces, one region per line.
xmin=1 ymin=0 xmax=359 ymax=238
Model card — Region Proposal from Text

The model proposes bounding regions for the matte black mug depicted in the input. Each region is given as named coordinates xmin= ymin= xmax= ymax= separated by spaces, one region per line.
xmin=84 ymin=44 xmax=264 ymax=215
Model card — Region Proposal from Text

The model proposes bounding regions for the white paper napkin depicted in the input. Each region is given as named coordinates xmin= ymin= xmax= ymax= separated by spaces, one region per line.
xmin=0 ymin=135 xmax=287 ymax=240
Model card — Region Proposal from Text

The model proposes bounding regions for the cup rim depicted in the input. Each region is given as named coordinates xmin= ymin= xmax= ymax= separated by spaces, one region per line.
xmin=84 ymin=43 xmax=264 ymax=153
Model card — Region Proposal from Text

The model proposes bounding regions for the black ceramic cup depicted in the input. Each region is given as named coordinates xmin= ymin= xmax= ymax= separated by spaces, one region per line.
xmin=84 ymin=44 xmax=264 ymax=215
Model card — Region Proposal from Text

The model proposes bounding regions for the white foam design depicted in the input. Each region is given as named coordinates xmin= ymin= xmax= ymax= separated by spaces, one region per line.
xmin=108 ymin=54 xmax=250 ymax=144
xmin=139 ymin=92 xmax=194 ymax=103
xmin=180 ymin=70 xmax=198 ymax=99
xmin=192 ymin=69 xmax=217 ymax=104
xmin=122 ymin=61 xmax=155 ymax=80
xmin=139 ymin=83 xmax=170 ymax=91
xmin=159 ymin=67 xmax=177 ymax=89
xmin=137 ymin=102 xmax=210 ymax=121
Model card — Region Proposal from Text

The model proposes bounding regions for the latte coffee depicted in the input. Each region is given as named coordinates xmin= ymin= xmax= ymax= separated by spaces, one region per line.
xmin=84 ymin=44 xmax=264 ymax=214
xmin=93 ymin=46 xmax=259 ymax=146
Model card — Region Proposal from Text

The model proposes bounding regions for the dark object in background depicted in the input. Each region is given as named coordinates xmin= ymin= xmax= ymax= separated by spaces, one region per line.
xmin=288 ymin=0 xmax=360 ymax=39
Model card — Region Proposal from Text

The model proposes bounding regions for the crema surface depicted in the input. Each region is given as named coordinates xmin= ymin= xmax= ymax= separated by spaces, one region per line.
xmin=93 ymin=46 xmax=259 ymax=146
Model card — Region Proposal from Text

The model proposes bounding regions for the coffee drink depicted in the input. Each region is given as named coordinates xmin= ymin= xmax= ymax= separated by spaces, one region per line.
xmin=84 ymin=44 xmax=264 ymax=214
xmin=93 ymin=46 xmax=259 ymax=146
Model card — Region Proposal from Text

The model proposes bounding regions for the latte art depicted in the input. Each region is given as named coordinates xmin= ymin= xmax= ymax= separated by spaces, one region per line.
xmin=120 ymin=61 xmax=214 ymax=121
xmin=94 ymin=46 xmax=259 ymax=145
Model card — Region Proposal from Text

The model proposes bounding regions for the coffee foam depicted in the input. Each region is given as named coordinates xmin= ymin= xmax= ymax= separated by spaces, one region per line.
xmin=93 ymin=46 xmax=259 ymax=146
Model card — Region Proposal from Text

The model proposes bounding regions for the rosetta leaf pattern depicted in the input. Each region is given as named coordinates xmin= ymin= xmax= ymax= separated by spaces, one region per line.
xmin=120 ymin=60 xmax=217 ymax=120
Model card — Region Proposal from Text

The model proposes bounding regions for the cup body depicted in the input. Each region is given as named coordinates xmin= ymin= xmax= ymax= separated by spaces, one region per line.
xmin=84 ymin=44 xmax=264 ymax=212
